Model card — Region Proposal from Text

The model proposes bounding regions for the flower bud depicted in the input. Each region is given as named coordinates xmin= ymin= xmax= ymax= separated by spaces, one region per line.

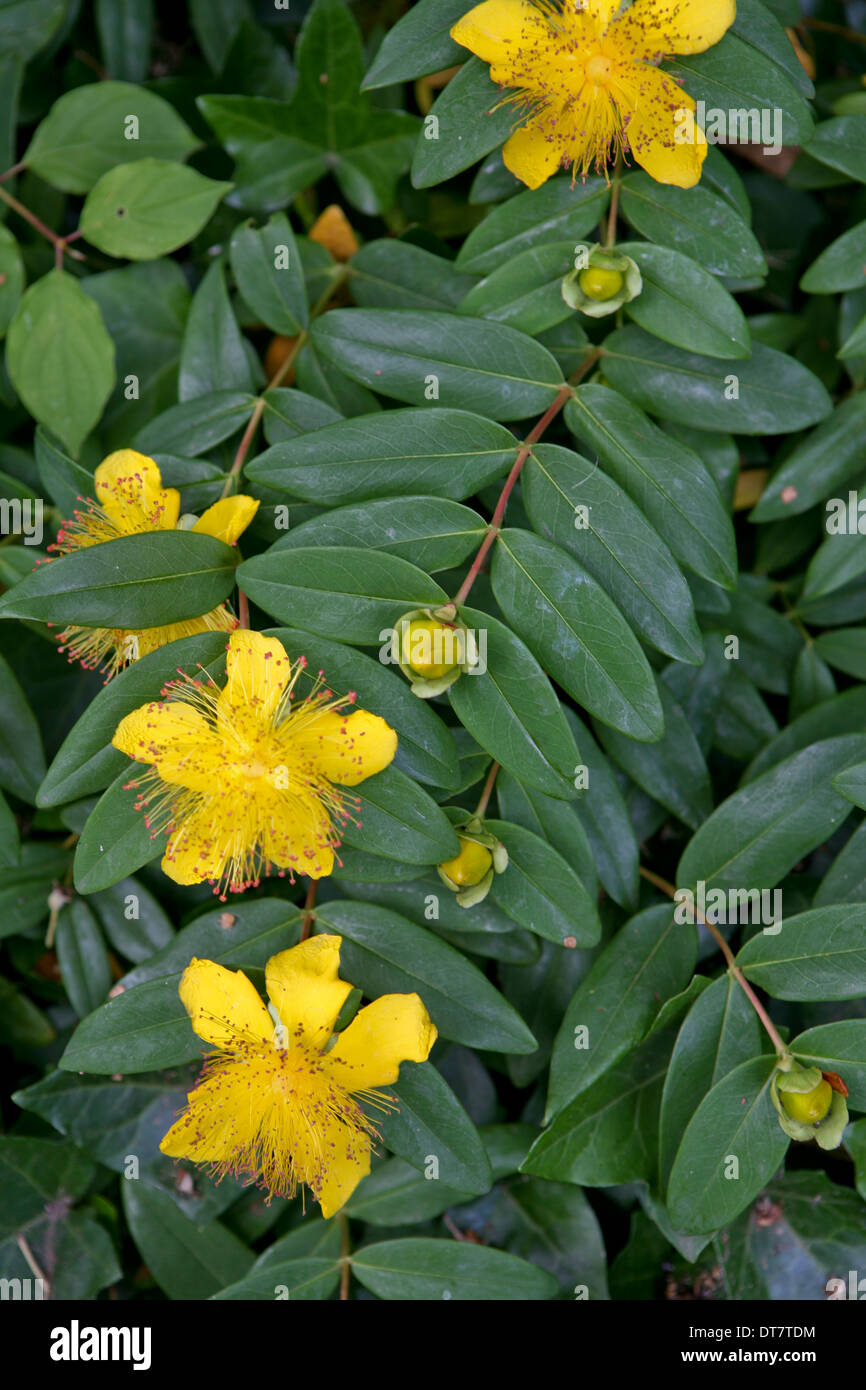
xmin=392 ymin=605 xmax=478 ymax=698
xmin=437 ymin=813 xmax=507 ymax=908
xmin=562 ymin=244 xmax=642 ymax=319
xmin=771 ymin=1062 xmax=848 ymax=1150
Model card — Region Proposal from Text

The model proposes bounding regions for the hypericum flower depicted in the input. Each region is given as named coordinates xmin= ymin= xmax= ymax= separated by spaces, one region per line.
xmin=451 ymin=0 xmax=737 ymax=190
xmin=50 ymin=449 xmax=259 ymax=680
xmin=160 ymin=938 xmax=437 ymax=1214
xmin=112 ymin=629 xmax=397 ymax=897
xmin=771 ymin=1061 xmax=849 ymax=1151
xmin=438 ymin=814 xmax=508 ymax=908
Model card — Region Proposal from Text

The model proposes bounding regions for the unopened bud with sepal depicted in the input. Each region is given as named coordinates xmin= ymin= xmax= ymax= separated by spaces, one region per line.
xmin=562 ymin=244 xmax=642 ymax=319
xmin=771 ymin=1059 xmax=848 ymax=1150
xmin=438 ymin=812 xmax=508 ymax=909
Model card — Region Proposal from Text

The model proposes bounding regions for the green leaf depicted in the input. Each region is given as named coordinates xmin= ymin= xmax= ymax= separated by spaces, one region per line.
xmin=801 ymin=219 xmax=866 ymax=294
xmin=663 ymin=31 xmax=814 ymax=145
xmin=55 ymin=899 xmax=112 ymax=1019
xmin=73 ymin=768 xmax=164 ymax=894
xmin=522 ymin=1021 xmax=677 ymax=1187
xmin=750 ymin=395 xmax=866 ymax=521
xmin=492 ymin=528 xmax=665 ymax=742
xmin=189 ymin=0 xmax=247 ymax=72
xmin=486 ymin=818 xmax=601 ymax=948
xmin=344 ymin=766 xmax=460 ymax=865
xmin=410 ymin=58 xmax=517 ymax=189
xmin=80 ymin=159 xmax=232 ymax=259
xmin=378 ymin=1061 xmax=493 ymax=1194
xmin=790 ymin=1020 xmax=866 ymax=1108
xmin=261 ymin=387 xmax=341 ymax=445
xmin=229 ymin=213 xmax=308 ymax=336
xmin=238 ymin=545 xmax=446 ymax=643
xmin=247 ymin=407 xmax=517 ymax=504
xmin=37 ymin=631 xmax=229 ymax=808
xmin=736 ymin=905 xmax=866 ymax=1001
xmin=89 ymin=874 xmax=174 ymax=965
xmin=349 ymin=239 xmax=477 ymax=312
xmin=5 ymin=270 xmax=115 ymax=457
xmin=134 ymin=390 xmax=256 ymax=456
xmin=82 ymin=259 xmax=191 ymax=443
xmin=23 ymin=81 xmax=199 ymax=193
xmin=677 ymin=735 xmax=866 ymax=894
xmin=0 ymin=0 xmax=65 ymax=59
xmin=594 ymin=681 xmax=712 ymax=830
xmin=458 ymin=241 xmax=577 ymax=336
xmin=95 ymin=0 xmax=154 ymax=83
xmin=264 ymin=626 xmax=459 ymax=789
xmin=362 ymin=0 xmax=466 ymax=89
xmin=312 ymin=308 xmax=564 ymax=421
xmin=619 ymin=173 xmax=767 ymax=278
xmin=457 ymin=177 xmax=609 ymax=275
xmin=659 ymin=975 xmax=766 ymax=1189
xmin=565 ymin=385 xmax=737 ymax=588
xmin=123 ymin=1184 xmax=253 ymax=1300
xmin=564 ymin=709 xmax=640 ymax=911
xmin=600 ymin=327 xmax=832 ymax=435
xmin=0 ymin=651 xmax=45 ymax=802
xmin=0 ymin=224 xmax=24 ymax=335
xmin=619 ymin=241 xmax=751 ymax=360
xmin=449 ymin=604 xmax=581 ymax=798
xmin=0 ymin=844 xmax=71 ymax=940
xmin=214 ymin=1225 xmax=341 ymax=1301
xmin=0 ymin=530 xmax=238 ymax=627
xmin=815 ymin=629 xmax=866 ymax=681
xmin=198 ymin=0 xmax=418 ymax=215
xmin=546 ymin=905 xmax=697 ymax=1118
xmin=666 ymin=1056 xmax=788 ymax=1233
xmin=314 ymin=900 xmax=536 ymax=1054
xmin=805 ymin=116 xmax=866 ymax=184
xmin=351 ymin=1237 xmax=558 ymax=1301
xmin=179 ymin=257 xmax=253 ymax=401
xmin=275 ymin=497 xmax=485 ymax=574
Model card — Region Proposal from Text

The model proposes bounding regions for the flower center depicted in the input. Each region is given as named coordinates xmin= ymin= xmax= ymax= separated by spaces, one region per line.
xmin=585 ymin=52 xmax=612 ymax=85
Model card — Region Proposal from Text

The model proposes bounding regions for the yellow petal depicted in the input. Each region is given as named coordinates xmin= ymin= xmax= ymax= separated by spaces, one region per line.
xmin=615 ymin=0 xmax=736 ymax=57
xmin=95 ymin=450 xmax=180 ymax=534
xmin=219 ymin=629 xmax=293 ymax=723
xmin=622 ymin=65 xmax=706 ymax=188
xmin=160 ymin=1063 xmax=268 ymax=1162
xmin=178 ymin=957 xmax=273 ymax=1050
xmin=502 ymin=118 xmax=564 ymax=190
xmin=261 ymin=786 xmax=336 ymax=880
xmin=112 ymin=699 xmax=219 ymax=790
xmin=193 ymin=495 xmax=260 ymax=546
xmin=450 ymin=0 xmax=549 ymax=72
xmin=288 ymin=708 xmax=397 ymax=787
xmin=326 ymin=993 xmax=438 ymax=1091
xmin=316 ymin=1125 xmax=371 ymax=1218
xmin=161 ymin=805 xmax=229 ymax=886
xmin=265 ymin=935 xmax=352 ymax=1048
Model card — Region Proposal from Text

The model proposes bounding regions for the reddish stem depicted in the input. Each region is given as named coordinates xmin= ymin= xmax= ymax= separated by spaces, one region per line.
xmin=474 ymin=761 xmax=499 ymax=818
xmin=299 ymin=879 xmax=318 ymax=942
xmin=453 ymin=349 xmax=602 ymax=608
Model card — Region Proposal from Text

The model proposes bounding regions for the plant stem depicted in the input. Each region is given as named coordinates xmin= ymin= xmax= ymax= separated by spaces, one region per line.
xmin=218 ymin=266 xmax=349 ymax=501
xmin=452 ymin=348 xmax=602 ymax=608
xmin=474 ymin=761 xmax=499 ymax=818
xmin=0 ymin=185 xmax=86 ymax=260
xmin=339 ymin=1214 xmax=351 ymax=1300
xmin=803 ymin=17 xmax=866 ymax=45
xmin=639 ymin=866 xmax=789 ymax=1057
xmin=605 ymin=156 xmax=623 ymax=249
xmin=0 ymin=160 xmax=25 ymax=184
xmin=299 ymin=879 xmax=318 ymax=942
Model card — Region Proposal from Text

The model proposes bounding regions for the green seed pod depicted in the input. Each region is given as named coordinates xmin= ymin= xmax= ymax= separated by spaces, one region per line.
xmin=771 ymin=1062 xmax=849 ymax=1148
xmin=437 ymin=813 xmax=508 ymax=908
xmin=561 ymin=243 xmax=642 ymax=318
xmin=391 ymin=604 xmax=479 ymax=698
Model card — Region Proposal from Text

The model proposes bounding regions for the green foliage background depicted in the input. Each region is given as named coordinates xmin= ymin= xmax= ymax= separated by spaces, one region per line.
xmin=1 ymin=0 xmax=866 ymax=1302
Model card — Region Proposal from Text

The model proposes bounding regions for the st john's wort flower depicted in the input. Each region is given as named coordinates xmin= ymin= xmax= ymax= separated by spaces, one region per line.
xmin=112 ymin=630 xmax=398 ymax=898
xmin=450 ymin=0 xmax=737 ymax=190
xmin=160 ymin=936 xmax=437 ymax=1216
xmin=51 ymin=449 xmax=259 ymax=679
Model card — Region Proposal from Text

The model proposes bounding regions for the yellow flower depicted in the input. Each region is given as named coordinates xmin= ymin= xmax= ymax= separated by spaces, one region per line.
xmin=160 ymin=937 xmax=437 ymax=1215
xmin=112 ymin=629 xmax=397 ymax=897
xmin=451 ymin=0 xmax=736 ymax=189
xmin=51 ymin=449 xmax=259 ymax=680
